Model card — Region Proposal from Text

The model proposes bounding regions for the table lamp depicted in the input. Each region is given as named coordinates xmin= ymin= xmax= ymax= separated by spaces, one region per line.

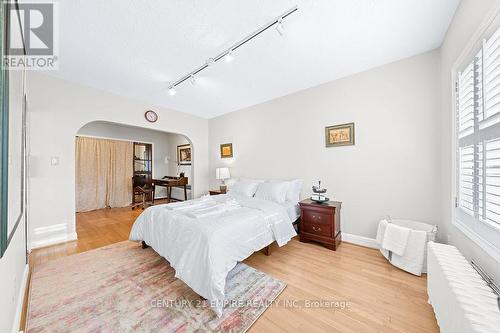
xmin=216 ymin=167 xmax=230 ymax=192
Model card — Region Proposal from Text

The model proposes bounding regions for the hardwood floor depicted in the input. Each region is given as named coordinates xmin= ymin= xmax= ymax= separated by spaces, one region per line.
xmin=29 ymin=206 xmax=142 ymax=268
xmin=27 ymin=205 xmax=439 ymax=333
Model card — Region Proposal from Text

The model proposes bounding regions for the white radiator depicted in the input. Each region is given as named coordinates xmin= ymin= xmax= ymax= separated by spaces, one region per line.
xmin=427 ymin=242 xmax=500 ymax=333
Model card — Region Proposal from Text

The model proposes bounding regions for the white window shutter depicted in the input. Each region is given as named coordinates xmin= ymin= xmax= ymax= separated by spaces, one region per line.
xmin=456 ymin=27 xmax=500 ymax=229
xmin=457 ymin=62 xmax=475 ymax=137
xmin=459 ymin=145 xmax=474 ymax=216
xmin=485 ymin=138 xmax=500 ymax=227
xmin=484 ymin=28 xmax=500 ymax=122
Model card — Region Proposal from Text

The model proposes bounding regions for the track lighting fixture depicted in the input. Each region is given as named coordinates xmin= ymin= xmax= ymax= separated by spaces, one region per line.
xmin=276 ymin=18 xmax=285 ymax=36
xmin=206 ymin=58 xmax=215 ymax=67
xmin=167 ymin=5 xmax=298 ymax=96
xmin=224 ymin=50 xmax=234 ymax=63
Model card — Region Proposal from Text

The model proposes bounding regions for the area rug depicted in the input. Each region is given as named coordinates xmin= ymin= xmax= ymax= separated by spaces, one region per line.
xmin=27 ymin=241 xmax=286 ymax=333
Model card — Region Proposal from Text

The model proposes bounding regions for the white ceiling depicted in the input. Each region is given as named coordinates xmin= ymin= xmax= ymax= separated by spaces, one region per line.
xmin=50 ymin=0 xmax=459 ymax=118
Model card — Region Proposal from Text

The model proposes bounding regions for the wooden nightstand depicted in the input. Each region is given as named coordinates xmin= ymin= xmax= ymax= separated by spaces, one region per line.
xmin=299 ymin=199 xmax=342 ymax=250
xmin=209 ymin=189 xmax=227 ymax=196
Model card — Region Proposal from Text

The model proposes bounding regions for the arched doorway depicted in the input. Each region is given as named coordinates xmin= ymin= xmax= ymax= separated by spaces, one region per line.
xmin=73 ymin=120 xmax=194 ymax=244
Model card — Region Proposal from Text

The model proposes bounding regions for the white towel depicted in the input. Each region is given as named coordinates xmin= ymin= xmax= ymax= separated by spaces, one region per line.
xmin=187 ymin=200 xmax=241 ymax=219
xmin=376 ymin=219 xmax=388 ymax=245
xmin=382 ymin=223 xmax=411 ymax=256
xmin=386 ymin=230 xmax=427 ymax=276
xmin=187 ymin=205 xmax=225 ymax=218
xmin=165 ymin=197 xmax=216 ymax=211
xmin=377 ymin=219 xmax=431 ymax=276
xmin=166 ymin=194 xmax=211 ymax=207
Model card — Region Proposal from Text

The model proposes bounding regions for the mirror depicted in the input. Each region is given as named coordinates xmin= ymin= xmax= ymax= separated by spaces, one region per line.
xmin=1 ymin=1 xmax=27 ymax=258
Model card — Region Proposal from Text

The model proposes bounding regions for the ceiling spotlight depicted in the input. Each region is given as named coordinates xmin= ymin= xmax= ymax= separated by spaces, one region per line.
xmin=206 ymin=58 xmax=215 ymax=67
xmin=168 ymin=86 xmax=176 ymax=96
xmin=224 ymin=50 xmax=234 ymax=63
xmin=189 ymin=75 xmax=196 ymax=85
xmin=276 ymin=18 xmax=285 ymax=36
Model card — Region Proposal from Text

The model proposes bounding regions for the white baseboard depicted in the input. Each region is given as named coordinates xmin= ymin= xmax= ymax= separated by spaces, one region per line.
xmin=343 ymin=233 xmax=379 ymax=249
xmin=11 ymin=264 xmax=29 ymax=333
xmin=30 ymin=231 xmax=78 ymax=250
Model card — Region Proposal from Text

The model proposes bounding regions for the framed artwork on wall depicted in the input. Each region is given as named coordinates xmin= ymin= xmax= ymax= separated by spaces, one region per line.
xmin=325 ymin=122 xmax=355 ymax=147
xmin=220 ymin=143 xmax=233 ymax=158
xmin=177 ymin=144 xmax=191 ymax=165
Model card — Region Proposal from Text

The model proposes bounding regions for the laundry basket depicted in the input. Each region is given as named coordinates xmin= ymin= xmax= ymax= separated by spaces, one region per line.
xmin=377 ymin=218 xmax=438 ymax=275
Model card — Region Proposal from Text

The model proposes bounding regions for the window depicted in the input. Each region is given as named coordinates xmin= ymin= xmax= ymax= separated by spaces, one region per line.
xmin=455 ymin=24 xmax=500 ymax=259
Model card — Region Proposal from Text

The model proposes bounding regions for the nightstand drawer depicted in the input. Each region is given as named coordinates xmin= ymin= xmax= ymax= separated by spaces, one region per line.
xmin=302 ymin=210 xmax=331 ymax=225
xmin=302 ymin=223 xmax=332 ymax=237
xmin=299 ymin=199 xmax=342 ymax=251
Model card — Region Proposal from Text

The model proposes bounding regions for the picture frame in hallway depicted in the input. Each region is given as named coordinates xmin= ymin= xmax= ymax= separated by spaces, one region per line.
xmin=220 ymin=143 xmax=233 ymax=158
xmin=177 ymin=144 xmax=191 ymax=165
xmin=325 ymin=123 xmax=355 ymax=147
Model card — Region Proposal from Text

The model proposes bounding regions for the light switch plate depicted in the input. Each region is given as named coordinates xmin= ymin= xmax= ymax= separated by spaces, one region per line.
xmin=50 ymin=156 xmax=59 ymax=166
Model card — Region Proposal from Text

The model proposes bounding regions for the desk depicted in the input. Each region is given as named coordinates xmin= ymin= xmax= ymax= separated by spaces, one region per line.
xmin=152 ymin=176 xmax=189 ymax=202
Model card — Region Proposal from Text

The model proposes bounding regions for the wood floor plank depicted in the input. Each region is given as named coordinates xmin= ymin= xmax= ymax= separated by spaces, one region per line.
xmin=26 ymin=203 xmax=439 ymax=333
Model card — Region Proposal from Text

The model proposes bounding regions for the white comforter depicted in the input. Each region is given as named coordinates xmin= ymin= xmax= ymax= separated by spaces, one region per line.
xmin=129 ymin=194 xmax=297 ymax=316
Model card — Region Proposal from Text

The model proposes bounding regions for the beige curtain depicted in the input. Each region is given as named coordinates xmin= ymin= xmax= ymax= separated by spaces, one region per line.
xmin=75 ymin=137 xmax=133 ymax=212
xmin=107 ymin=140 xmax=133 ymax=208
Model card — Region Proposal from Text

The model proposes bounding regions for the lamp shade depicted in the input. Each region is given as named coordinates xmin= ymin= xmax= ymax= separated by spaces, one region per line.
xmin=216 ymin=167 xmax=230 ymax=180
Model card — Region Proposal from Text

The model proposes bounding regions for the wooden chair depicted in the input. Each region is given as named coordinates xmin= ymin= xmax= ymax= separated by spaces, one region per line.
xmin=131 ymin=175 xmax=155 ymax=210
xmin=165 ymin=176 xmax=188 ymax=202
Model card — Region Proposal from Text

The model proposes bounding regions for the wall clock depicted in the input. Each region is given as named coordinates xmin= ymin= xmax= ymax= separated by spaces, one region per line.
xmin=144 ymin=110 xmax=158 ymax=123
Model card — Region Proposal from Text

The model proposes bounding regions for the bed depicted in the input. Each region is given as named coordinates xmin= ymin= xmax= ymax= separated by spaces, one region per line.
xmin=281 ymin=200 xmax=301 ymax=222
xmin=129 ymin=188 xmax=299 ymax=316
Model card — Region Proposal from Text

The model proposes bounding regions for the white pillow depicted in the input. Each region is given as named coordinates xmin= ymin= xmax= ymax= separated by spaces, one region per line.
xmin=286 ymin=179 xmax=303 ymax=203
xmin=254 ymin=181 xmax=290 ymax=203
xmin=228 ymin=179 xmax=262 ymax=197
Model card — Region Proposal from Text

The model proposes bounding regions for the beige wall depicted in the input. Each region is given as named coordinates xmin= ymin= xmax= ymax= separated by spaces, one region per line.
xmin=439 ymin=0 xmax=500 ymax=280
xmin=27 ymin=72 xmax=209 ymax=249
xmin=209 ymin=50 xmax=441 ymax=239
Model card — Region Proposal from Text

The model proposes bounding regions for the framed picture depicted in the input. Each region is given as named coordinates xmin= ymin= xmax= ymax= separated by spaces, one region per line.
xmin=177 ymin=144 xmax=191 ymax=165
xmin=325 ymin=122 xmax=355 ymax=147
xmin=220 ymin=143 xmax=233 ymax=158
